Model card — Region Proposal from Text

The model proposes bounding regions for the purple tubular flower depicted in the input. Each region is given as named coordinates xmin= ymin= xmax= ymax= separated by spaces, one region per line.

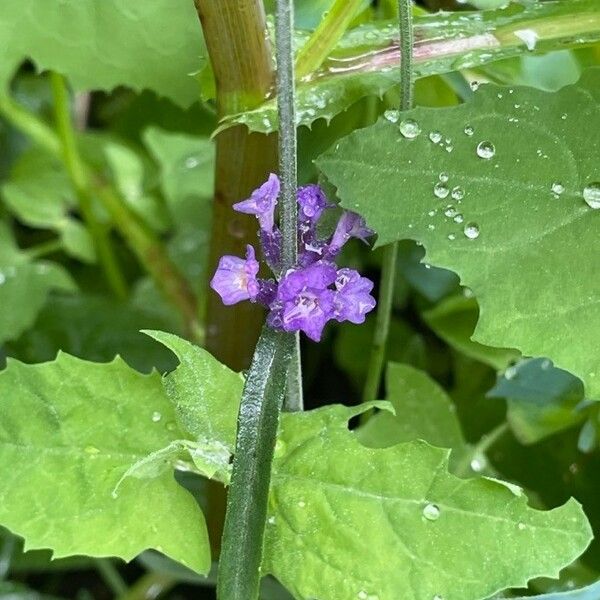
xmin=233 ymin=173 xmax=280 ymax=232
xmin=275 ymin=261 xmax=337 ymax=342
xmin=210 ymin=245 xmax=260 ymax=306
xmin=297 ymin=184 xmax=330 ymax=223
xmin=328 ymin=211 xmax=374 ymax=256
xmin=333 ymin=268 xmax=376 ymax=324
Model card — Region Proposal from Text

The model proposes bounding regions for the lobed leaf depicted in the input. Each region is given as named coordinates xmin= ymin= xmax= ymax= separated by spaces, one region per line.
xmin=317 ymin=68 xmax=600 ymax=400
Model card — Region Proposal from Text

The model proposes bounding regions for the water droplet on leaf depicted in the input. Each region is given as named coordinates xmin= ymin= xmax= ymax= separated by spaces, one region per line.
xmin=463 ymin=222 xmax=480 ymax=239
xmin=453 ymin=214 xmax=464 ymax=224
xmin=444 ymin=206 xmax=457 ymax=218
xmin=433 ymin=183 xmax=449 ymax=199
xmin=429 ymin=131 xmax=442 ymax=143
xmin=422 ymin=503 xmax=440 ymax=521
xmin=464 ymin=125 xmax=474 ymax=136
xmin=476 ymin=141 xmax=496 ymax=160
xmin=583 ymin=182 xmax=600 ymax=209
xmin=399 ymin=119 xmax=421 ymax=139
xmin=151 ymin=411 xmax=162 ymax=423
xmin=384 ymin=110 xmax=399 ymax=123
xmin=551 ymin=182 xmax=564 ymax=196
xmin=451 ymin=186 xmax=465 ymax=200
xmin=439 ymin=172 xmax=449 ymax=183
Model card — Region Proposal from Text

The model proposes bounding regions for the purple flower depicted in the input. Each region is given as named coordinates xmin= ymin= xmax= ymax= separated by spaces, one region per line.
xmin=297 ymin=185 xmax=330 ymax=223
xmin=328 ymin=211 xmax=374 ymax=256
xmin=210 ymin=245 xmax=260 ymax=306
xmin=274 ymin=261 xmax=337 ymax=342
xmin=233 ymin=173 xmax=280 ymax=232
xmin=333 ymin=268 xmax=376 ymax=324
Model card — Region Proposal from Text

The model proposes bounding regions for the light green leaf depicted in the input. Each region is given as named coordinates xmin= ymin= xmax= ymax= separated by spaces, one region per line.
xmin=0 ymin=223 xmax=75 ymax=344
xmin=357 ymin=363 xmax=465 ymax=450
xmin=143 ymin=127 xmax=214 ymax=228
xmin=423 ymin=295 xmax=519 ymax=370
xmin=0 ymin=353 xmax=210 ymax=573
xmin=1 ymin=148 xmax=95 ymax=263
xmin=317 ymin=68 xmax=600 ymax=399
xmin=0 ymin=0 xmax=204 ymax=107
xmin=265 ymin=404 xmax=592 ymax=600
xmin=220 ymin=1 xmax=600 ymax=133
xmin=143 ymin=331 xmax=244 ymax=448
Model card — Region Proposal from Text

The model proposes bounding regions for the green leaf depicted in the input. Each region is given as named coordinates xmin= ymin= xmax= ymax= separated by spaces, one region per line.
xmin=143 ymin=127 xmax=214 ymax=228
xmin=317 ymin=68 xmax=600 ymax=400
xmin=0 ymin=0 xmax=205 ymax=107
xmin=264 ymin=404 xmax=592 ymax=600
xmin=220 ymin=1 xmax=600 ymax=133
xmin=143 ymin=330 xmax=243 ymax=448
xmin=424 ymin=295 xmax=519 ymax=370
xmin=1 ymin=148 xmax=95 ymax=263
xmin=0 ymin=352 xmax=210 ymax=572
xmin=357 ymin=363 xmax=465 ymax=451
xmin=488 ymin=358 xmax=586 ymax=444
xmin=0 ymin=222 xmax=75 ymax=344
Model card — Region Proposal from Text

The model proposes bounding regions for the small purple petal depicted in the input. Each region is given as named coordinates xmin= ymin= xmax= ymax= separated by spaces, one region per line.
xmin=210 ymin=245 xmax=260 ymax=306
xmin=333 ymin=268 xmax=376 ymax=324
xmin=260 ymin=229 xmax=282 ymax=273
xmin=281 ymin=289 xmax=335 ymax=342
xmin=297 ymin=185 xmax=331 ymax=223
xmin=277 ymin=261 xmax=337 ymax=301
xmin=328 ymin=211 xmax=374 ymax=256
xmin=233 ymin=173 xmax=280 ymax=232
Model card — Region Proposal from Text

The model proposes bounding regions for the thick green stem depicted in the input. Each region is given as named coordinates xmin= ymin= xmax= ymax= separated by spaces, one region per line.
xmin=363 ymin=0 xmax=414 ymax=404
xmin=195 ymin=0 xmax=276 ymax=372
xmin=50 ymin=72 xmax=128 ymax=300
xmin=295 ymin=0 xmax=364 ymax=79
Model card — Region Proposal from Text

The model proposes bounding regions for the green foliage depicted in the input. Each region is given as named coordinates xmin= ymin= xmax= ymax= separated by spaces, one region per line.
xmin=0 ymin=0 xmax=205 ymax=107
xmin=0 ymin=223 xmax=75 ymax=344
xmin=265 ymin=403 xmax=591 ymax=600
xmin=219 ymin=1 xmax=600 ymax=133
xmin=318 ymin=68 xmax=600 ymax=400
xmin=0 ymin=352 xmax=210 ymax=572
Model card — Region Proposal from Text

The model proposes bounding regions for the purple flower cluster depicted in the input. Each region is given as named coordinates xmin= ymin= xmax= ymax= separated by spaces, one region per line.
xmin=210 ymin=174 xmax=376 ymax=342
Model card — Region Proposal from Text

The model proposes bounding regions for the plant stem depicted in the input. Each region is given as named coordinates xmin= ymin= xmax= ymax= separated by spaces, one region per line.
xmin=0 ymin=534 xmax=15 ymax=580
xmin=195 ymin=0 xmax=277 ymax=372
xmin=455 ymin=423 xmax=510 ymax=478
xmin=49 ymin=73 xmax=128 ymax=300
xmin=24 ymin=238 xmax=64 ymax=260
xmin=116 ymin=573 xmax=175 ymax=600
xmin=93 ymin=559 xmax=128 ymax=597
xmin=217 ymin=327 xmax=294 ymax=600
xmin=362 ymin=0 xmax=414 ymax=404
xmin=295 ymin=0 xmax=364 ymax=79
xmin=276 ymin=0 xmax=304 ymax=412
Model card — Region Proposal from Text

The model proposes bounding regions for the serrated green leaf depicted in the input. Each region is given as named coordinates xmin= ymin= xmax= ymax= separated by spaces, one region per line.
xmin=220 ymin=1 xmax=600 ymax=133
xmin=0 ymin=223 xmax=75 ymax=344
xmin=265 ymin=404 xmax=592 ymax=600
xmin=317 ymin=68 xmax=600 ymax=400
xmin=143 ymin=331 xmax=243 ymax=448
xmin=357 ymin=363 xmax=465 ymax=450
xmin=0 ymin=353 xmax=210 ymax=572
xmin=0 ymin=0 xmax=205 ymax=107
xmin=424 ymin=295 xmax=519 ymax=370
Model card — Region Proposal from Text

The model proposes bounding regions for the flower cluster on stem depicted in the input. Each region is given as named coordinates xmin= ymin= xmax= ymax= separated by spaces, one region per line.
xmin=210 ymin=174 xmax=376 ymax=341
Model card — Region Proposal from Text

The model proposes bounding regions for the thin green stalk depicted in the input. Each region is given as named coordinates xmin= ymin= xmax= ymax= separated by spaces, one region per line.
xmin=116 ymin=573 xmax=175 ymax=600
xmin=24 ymin=238 xmax=63 ymax=260
xmin=455 ymin=423 xmax=510 ymax=478
xmin=49 ymin=72 xmax=128 ymax=300
xmin=93 ymin=559 xmax=128 ymax=597
xmin=217 ymin=327 xmax=294 ymax=600
xmin=276 ymin=0 xmax=304 ymax=412
xmin=362 ymin=0 xmax=414 ymax=404
xmin=295 ymin=0 xmax=364 ymax=79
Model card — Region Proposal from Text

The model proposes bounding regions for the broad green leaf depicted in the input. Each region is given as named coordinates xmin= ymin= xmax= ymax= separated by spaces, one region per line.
xmin=424 ymin=295 xmax=519 ymax=370
xmin=0 ymin=223 xmax=75 ymax=344
xmin=317 ymin=69 xmax=600 ymax=400
xmin=0 ymin=353 xmax=209 ymax=572
xmin=488 ymin=358 xmax=587 ymax=444
xmin=357 ymin=363 xmax=465 ymax=450
xmin=1 ymin=148 xmax=95 ymax=263
xmin=143 ymin=330 xmax=243 ymax=448
xmin=220 ymin=1 xmax=600 ymax=133
xmin=265 ymin=404 xmax=592 ymax=600
xmin=0 ymin=0 xmax=205 ymax=107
